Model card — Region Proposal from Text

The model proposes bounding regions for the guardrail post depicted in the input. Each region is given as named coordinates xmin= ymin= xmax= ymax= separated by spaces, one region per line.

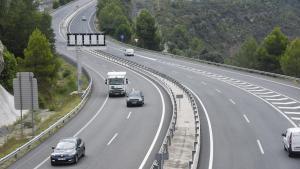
xmin=163 ymin=143 xmax=169 ymax=160
xmin=189 ymin=161 xmax=193 ymax=169
xmin=155 ymin=153 xmax=163 ymax=169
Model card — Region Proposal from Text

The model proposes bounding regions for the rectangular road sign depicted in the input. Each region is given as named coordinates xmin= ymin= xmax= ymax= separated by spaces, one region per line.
xmin=176 ymin=94 xmax=183 ymax=99
xmin=67 ymin=33 xmax=106 ymax=46
xmin=13 ymin=72 xmax=39 ymax=110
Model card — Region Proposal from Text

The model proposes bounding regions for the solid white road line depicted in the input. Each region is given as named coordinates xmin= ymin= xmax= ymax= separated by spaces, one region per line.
xmin=285 ymin=112 xmax=300 ymax=115
xmin=291 ymin=117 xmax=300 ymax=121
xmin=33 ymin=61 xmax=108 ymax=169
xmin=257 ymin=140 xmax=264 ymax=154
xmin=184 ymin=85 xmax=213 ymax=169
xmin=88 ymin=51 xmax=166 ymax=169
xmin=279 ymin=106 xmax=300 ymax=110
xmin=126 ymin=112 xmax=132 ymax=120
xmin=243 ymin=114 xmax=250 ymax=123
xmin=261 ymin=94 xmax=281 ymax=98
xmin=255 ymin=91 xmax=274 ymax=95
xmin=84 ymin=50 xmax=166 ymax=169
xmin=266 ymin=98 xmax=289 ymax=101
xmin=247 ymin=89 xmax=267 ymax=92
xmin=107 ymin=133 xmax=118 ymax=146
xmin=245 ymin=86 xmax=260 ymax=90
xmin=272 ymin=101 xmax=297 ymax=105
xmin=215 ymin=89 xmax=222 ymax=93
xmin=136 ymin=54 xmax=157 ymax=61
xmin=229 ymin=99 xmax=236 ymax=105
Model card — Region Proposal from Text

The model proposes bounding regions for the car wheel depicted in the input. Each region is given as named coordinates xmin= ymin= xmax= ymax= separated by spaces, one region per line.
xmin=82 ymin=147 xmax=85 ymax=157
xmin=284 ymin=145 xmax=287 ymax=151
xmin=127 ymin=103 xmax=130 ymax=107
xmin=51 ymin=162 xmax=55 ymax=166
xmin=74 ymin=155 xmax=78 ymax=164
xmin=288 ymin=148 xmax=293 ymax=157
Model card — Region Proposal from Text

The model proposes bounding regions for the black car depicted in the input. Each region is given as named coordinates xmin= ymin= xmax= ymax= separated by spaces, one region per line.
xmin=50 ymin=137 xmax=85 ymax=165
xmin=126 ymin=90 xmax=144 ymax=107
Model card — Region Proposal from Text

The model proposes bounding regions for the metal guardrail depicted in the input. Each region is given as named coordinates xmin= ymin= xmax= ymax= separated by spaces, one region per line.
xmin=108 ymin=37 xmax=300 ymax=83
xmin=0 ymin=0 xmax=96 ymax=167
xmin=0 ymin=69 xmax=93 ymax=167
xmin=89 ymin=50 xmax=201 ymax=169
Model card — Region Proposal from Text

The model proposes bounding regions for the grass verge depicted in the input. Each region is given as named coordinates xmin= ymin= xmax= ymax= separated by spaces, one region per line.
xmin=0 ymin=57 xmax=89 ymax=167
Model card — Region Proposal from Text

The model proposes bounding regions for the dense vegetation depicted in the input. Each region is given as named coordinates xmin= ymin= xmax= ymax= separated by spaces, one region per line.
xmin=132 ymin=0 xmax=300 ymax=77
xmin=227 ymin=27 xmax=300 ymax=77
xmin=0 ymin=0 xmax=80 ymax=107
xmin=96 ymin=0 xmax=162 ymax=50
xmin=53 ymin=0 xmax=75 ymax=9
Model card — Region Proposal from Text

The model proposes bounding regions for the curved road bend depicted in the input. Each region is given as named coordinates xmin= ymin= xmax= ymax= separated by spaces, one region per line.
xmin=8 ymin=0 xmax=172 ymax=169
xmin=76 ymin=1 xmax=300 ymax=169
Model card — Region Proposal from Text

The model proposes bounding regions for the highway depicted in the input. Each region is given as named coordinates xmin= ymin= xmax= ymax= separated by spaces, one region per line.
xmin=74 ymin=1 xmax=300 ymax=169
xmin=8 ymin=0 xmax=172 ymax=169
xmin=7 ymin=0 xmax=300 ymax=169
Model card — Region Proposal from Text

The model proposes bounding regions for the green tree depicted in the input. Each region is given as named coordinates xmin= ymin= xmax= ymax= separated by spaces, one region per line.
xmin=264 ymin=27 xmax=289 ymax=56
xmin=0 ymin=50 xmax=17 ymax=92
xmin=187 ymin=37 xmax=205 ymax=58
xmin=168 ymin=25 xmax=190 ymax=53
xmin=0 ymin=0 xmax=55 ymax=57
xmin=136 ymin=9 xmax=162 ymax=50
xmin=23 ymin=29 xmax=60 ymax=104
xmin=115 ymin=23 xmax=132 ymax=42
xmin=280 ymin=38 xmax=300 ymax=77
xmin=98 ymin=2 xmax=124 ymax=34
xmin=256 ymin=27 xmax=288 ymax=73
xmin=232 ymin=36 xmax=258 ymax=68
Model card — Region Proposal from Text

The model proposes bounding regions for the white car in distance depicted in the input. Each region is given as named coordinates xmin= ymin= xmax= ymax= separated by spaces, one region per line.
xmin=124 ymin=48 xmax=134 ymax=56
xmin=282 ymin=127 xmax=300 ymax=157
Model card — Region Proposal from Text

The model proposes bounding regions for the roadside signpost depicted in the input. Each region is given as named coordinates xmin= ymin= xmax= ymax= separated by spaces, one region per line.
xmin=176 ymin=94 xmax=183 ymax=110
xmin=13 ymin=72 xmax=39 ymax=137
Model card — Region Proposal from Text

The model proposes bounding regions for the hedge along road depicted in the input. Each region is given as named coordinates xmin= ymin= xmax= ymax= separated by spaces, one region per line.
xmin=8 ymin=0 xmax=172 ymax=169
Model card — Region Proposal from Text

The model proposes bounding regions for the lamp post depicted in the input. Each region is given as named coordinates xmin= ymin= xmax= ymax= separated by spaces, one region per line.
xmin=77 ymin=16 xmax=87 ymax=94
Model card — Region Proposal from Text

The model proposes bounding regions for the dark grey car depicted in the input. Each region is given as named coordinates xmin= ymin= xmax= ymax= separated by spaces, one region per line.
xmin=50 ymin=137 xmax=85 ymax=165
xmin=126 ymin=90 xmax=144 ymax=107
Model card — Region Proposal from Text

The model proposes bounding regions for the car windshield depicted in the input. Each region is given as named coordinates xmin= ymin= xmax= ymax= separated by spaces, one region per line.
xmin=129 ymin=92 xmax=140 ymax=97
xmin=109 ymin=78 xmax=124 ymax=85
xmin=56 ymin=141 xmax=76 ymax=150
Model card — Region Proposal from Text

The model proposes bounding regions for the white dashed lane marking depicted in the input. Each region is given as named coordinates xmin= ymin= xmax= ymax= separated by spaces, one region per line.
xmin=107 ymin=133 xmax=118 ymax=146
xmin=229 ymin=99 xmax=236 ymax=105
xmin=126 ymin=112 xmax=132 ymax=119
xmin=257 ymin=140 xmax=265 ymax=154
xmin=157 ymin=60 xmax=300 ymax=126
xmin=243 ymin=114 xmax=250 ymax=123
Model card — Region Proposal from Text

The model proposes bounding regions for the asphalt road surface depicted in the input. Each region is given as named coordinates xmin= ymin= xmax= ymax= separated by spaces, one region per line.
xmin=8 ymin=0 xmax=172 ymax=169
xmin=72 ymin=1 xmax=300 ymax=169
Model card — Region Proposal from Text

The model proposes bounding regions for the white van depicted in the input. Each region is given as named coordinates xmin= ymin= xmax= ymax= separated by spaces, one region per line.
xmin=124 ymin=48 xmax=134 ymax=56
xmin=282 ymin=128 xmax=300 ymax=156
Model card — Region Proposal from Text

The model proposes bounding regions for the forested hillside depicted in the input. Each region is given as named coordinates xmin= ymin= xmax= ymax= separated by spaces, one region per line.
xmin=134 ymin=0 xmax=300 ymax=61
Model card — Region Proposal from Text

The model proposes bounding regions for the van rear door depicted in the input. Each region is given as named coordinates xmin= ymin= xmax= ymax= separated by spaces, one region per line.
xmin=292 ymin=133 xmax=300 ymax=152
